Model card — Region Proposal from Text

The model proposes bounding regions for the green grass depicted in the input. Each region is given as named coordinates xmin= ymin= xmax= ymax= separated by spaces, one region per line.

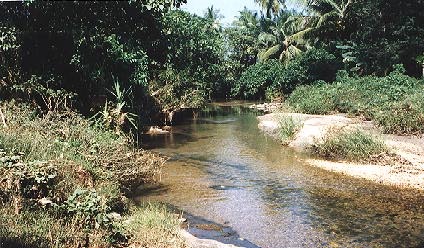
xmin=123 ymin=203 xmax=186 ymax=248
xmin=0 ymin=101 xmax=183 ymax=248
xmin=277 ymin=115 xmax=303 ymax=145
xmin=287 ymin=71 xmax=424 ymax=135
xmin=313 ymin=128 xmax=388 ymax=161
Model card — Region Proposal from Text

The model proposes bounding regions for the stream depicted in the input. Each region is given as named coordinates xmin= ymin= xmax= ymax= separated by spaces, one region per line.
xmin=136 ymin=102 xmax=424 ymax=248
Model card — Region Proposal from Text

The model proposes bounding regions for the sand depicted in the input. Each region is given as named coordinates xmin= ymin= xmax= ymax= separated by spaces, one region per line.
xmin=257 ymin=112 xmax=424 ymax=190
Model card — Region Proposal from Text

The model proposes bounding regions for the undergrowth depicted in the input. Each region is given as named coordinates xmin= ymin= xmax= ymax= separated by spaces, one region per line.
xmin=0 ymin=101 xmax=184 ymax=247
xmin=287 ymin=69 xmax=424 ymax=135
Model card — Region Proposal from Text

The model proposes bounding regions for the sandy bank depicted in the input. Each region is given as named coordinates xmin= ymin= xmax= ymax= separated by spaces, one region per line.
xmin=180 ymin=230 xmax=245 ymax=248
xmin=257 ymin=112 xmax=424 ymax=190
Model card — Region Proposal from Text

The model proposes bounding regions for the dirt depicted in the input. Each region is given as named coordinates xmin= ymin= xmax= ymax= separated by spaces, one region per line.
xmin=257 ymin=112 xmax=424 ymax=190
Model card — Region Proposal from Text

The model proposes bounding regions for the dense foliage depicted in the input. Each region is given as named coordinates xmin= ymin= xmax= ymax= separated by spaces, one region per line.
xmin=0 ymin=1 xmax=225 ymax=126
xmin=0 ymin=102 xmax=174 ymax=247
xmin=149 ymin=10 xmax=227 ymax=112
xmin=349 ymin=0 xmax=424 ymax=76
xmin=234 ymin=48 xmax=340 ymax=99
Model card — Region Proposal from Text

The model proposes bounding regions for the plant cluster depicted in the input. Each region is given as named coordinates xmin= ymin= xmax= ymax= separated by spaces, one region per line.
xmin=288 ymin=68 xmax=424 ymax=134
xmin=234 ymin=48 xmax=340 ymax=99
xmin=277 ymin=115 xmax=303 ymax=145
xmin=312 ymin=128 xmax=389 ymax=162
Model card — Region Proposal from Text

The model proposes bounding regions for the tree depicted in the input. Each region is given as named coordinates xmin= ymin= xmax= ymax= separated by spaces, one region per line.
xmin=149 ymin=10 xmax=226 ymax=114
xmin=349 ymin=0 xmax=424 ymax=76
xmin=255 ymin=0 xmax=286 ymax=18
xmin=257 ymin=10 xmax=310 ymax=64
xmin=0 ymin=1 xmax=189 ymax=121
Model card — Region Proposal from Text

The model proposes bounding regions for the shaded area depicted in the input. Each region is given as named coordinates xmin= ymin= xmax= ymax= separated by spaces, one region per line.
xmin=0 ymin=238 xmax=44 ymax=248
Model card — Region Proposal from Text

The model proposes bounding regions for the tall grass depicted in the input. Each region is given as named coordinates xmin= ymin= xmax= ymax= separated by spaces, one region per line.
xmin=287 ymin=71 xmax=424 ymax=135
xmin=123 ymin=203 xmax=186 ymax=248
xmin=313 ymin=128 xmax=388 ymax=161
xmin=278 ymin=115 xmax=303 ymax=145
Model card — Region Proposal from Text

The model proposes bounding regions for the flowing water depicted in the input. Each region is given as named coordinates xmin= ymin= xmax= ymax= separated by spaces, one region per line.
xmin=136 ymin=103 xmax=424 ymax=248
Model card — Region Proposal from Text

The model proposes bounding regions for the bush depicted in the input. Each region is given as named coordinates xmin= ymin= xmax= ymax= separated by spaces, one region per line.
xmin=123 ymin=203 xmax=185 ymax=248
xmin=287 ymin=69 xmax=424 ymax=134
xmin=286 ymin=81 xmax=338 ymax=115
xmin=278 ymin=115 xmax=303 ymax=145
xmin=313 ymin=128 xmax=388 ymax=161
xmin=375 ymin=92 xmax=424 ymax=134
xmin=233 ymin=48 xmax=340 ymax=100
xmin=232 ymin=59 xmax=284 ymax=99
xmin=274 ymin=48 xmax=341 ymax=94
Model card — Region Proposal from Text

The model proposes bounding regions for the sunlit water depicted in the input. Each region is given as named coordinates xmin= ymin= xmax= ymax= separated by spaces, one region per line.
xmin=136 ymin=103 xmax=424 ymax=248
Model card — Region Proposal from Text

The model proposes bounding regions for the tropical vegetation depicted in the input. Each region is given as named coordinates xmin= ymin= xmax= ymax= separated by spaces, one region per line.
xmin=0 ymin=0 xmax=424 ymax=246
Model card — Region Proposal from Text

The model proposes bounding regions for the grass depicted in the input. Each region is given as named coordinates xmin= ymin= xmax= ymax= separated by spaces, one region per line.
xmin=123 ymin=203 xmax=186 ymax=248
xmin=287 ymin=71 xmax=424 ymax=135
xmin=277 ymin=115 xmax=303 ymax=145
xmin=313 ymin=128 xmax=388 ymax=162
xmin=0 ymin=100 xmax=184 ymax=248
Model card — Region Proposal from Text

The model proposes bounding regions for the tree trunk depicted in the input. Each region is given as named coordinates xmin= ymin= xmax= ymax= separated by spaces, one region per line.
xmin=422 ymin=64 xmax=424 ymax=79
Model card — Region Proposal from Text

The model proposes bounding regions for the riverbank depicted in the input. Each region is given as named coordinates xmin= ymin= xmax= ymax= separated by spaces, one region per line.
xmin=0 ymin=101 xmax=186 ymax=248
xmin=257 ymin=112 xmax=424 ymax=190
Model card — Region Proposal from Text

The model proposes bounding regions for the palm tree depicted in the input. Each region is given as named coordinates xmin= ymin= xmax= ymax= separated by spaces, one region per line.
xmin=254 ymin=0 xmax=286 ymax=18
xmin=258 ymin=0 xmax=353 ymax=62
xmin=257 ymin=10 xmax=310 ymax=64
xmin=204 ymin=6 xmax=223 ymax=30
xmin=204 ymin=6 xmax=221 ymax=21
xmin=291 ymin=0 xmax=353 ymax=40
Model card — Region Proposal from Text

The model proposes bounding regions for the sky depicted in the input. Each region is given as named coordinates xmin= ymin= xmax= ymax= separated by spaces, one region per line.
xmin=181 ymin=0 xmax=300 ymax=25
xmin=182 ymin=0 xmax=259 ymax=25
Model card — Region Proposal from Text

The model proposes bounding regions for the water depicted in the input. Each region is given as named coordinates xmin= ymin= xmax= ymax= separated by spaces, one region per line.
xmin=136 ymin=103 xmax=424 ymax=248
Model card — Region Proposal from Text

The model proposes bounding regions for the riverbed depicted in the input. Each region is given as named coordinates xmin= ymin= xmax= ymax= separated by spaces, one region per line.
xmin=136 ymin=103 xmax=424 ymax=248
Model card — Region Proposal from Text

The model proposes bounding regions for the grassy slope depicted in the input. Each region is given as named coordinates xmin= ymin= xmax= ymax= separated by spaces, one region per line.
xmin=0 ymin=101 xmax=185 ymax=248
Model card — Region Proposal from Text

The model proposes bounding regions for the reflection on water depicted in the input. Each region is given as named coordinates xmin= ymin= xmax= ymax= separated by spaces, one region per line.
xmin=136 ymin=103 xmax=424 ymax=248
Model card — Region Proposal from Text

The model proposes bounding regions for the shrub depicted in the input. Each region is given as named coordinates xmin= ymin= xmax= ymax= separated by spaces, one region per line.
xmin=286 ymin=81 xmax=338 ymax=115
xmin=375 ymin=92 xmax=424 ymax=134
xmin=233 ymin=48 xmax=340 ymax=100
xmin=287 ymin=69 xmax=424 ymax=134
xmin=123 ymin=203 xmax=185 ymax=248
xmin=274 ymin=48 xmax=340 ymax=94
xmin=313 ymin=128 xmax=388 ymax=161
xmin=278 ymin=115 xmax=303 ymax=145
xmin=232 ymin=59 xmax=284 ymax=99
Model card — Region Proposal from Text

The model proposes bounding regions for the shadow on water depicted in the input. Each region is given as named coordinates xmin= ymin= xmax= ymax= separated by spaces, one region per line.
xmin=133 ymin=198 xmax=261 ymax=248
xmin=0 ymin=238 xmax=45 ymax=248
xmin=140 ymin=132 xmax=198 ymax=150
xmin=133 ymin=183 xmax=170 ymax=198
xmin=181 ymin=211 xmax=261 ymax=248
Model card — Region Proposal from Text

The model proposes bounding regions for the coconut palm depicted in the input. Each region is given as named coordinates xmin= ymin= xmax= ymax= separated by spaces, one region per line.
xmin=257 ymin=10 xmax=310 ymax=63
xmin=258 ymin=0 xmax=353 ymax=63
xmin=255 ymin=0 xmax=286 ymax=18
xmin=292 ymin=0 xmax=353 ymax=40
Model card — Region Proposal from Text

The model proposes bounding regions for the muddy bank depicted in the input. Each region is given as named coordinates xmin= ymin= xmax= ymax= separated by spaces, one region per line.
xmin=257 ymin=112 xmax=424 ymax=190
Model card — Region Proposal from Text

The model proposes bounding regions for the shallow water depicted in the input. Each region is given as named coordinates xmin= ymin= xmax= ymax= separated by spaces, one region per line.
xmin=136 ymin=103 xmax=424 ymax=248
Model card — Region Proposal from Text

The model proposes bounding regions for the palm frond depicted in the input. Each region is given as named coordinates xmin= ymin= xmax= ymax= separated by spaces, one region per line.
xmin=258 ymin=44 xmax=283 ymax=61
